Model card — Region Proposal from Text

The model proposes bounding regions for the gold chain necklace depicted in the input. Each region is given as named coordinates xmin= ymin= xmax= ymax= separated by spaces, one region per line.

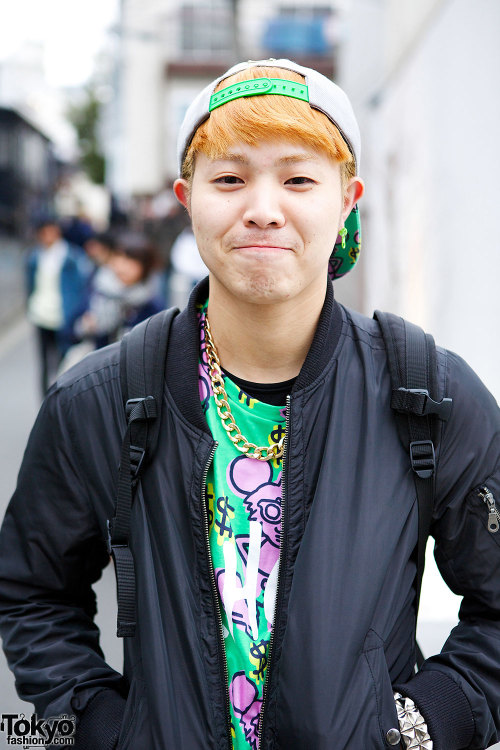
xmin=204 ymin=316 xmax=285 ymax=462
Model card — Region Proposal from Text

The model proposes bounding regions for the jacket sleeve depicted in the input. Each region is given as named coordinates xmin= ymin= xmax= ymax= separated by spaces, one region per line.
xmin=396 ymin=350 xmax=500 ymax=750
xmin=26 ymin=252 xmax=36 ymax=301
xmin=0 ymin=385 xmax=127 ymax=749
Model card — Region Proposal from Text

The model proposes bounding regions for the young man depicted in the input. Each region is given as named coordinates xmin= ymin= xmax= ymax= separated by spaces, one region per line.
xmin=0 ymin=59 xmax=499 ymax=750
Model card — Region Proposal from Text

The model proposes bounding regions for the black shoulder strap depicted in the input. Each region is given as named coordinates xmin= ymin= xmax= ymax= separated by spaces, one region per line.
xmin=108 ymin=307 xmax=177 ymax=637
xmin=373 ymin=311 xmax=452 ymax=634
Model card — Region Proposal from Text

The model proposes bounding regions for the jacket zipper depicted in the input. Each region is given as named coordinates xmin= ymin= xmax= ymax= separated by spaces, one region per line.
xmin=258 ymin=394 xmax=291 ymax=749
xmin=479 ymin=486 xmax=500 ymax=533
xmin=201 ymin=441 xmax=233 ymax=748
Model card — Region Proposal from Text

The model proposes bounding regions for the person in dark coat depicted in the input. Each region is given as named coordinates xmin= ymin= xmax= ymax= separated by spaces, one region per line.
xmin=1 ymin=59 xmax=499 ymax=750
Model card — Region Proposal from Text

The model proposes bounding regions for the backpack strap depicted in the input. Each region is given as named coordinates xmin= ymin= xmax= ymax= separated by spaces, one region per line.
xmin=373 ymin=311 xmax=452 ymax=639
xmin=108 ymin=307 xmax=177 ymax=637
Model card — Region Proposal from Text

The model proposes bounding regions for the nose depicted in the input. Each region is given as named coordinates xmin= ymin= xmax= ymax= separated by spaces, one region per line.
xmin=242 ymin=181 xmax=286 ymax=229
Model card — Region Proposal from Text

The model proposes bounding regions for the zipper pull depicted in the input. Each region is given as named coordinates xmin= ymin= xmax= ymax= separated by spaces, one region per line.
xmin=479 ymin=487 xmax=500 ymax=533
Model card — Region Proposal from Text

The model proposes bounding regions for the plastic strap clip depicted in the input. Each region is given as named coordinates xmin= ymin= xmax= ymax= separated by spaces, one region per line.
xmin=209 ymin=78 xmax=309 ymax=111
xmin=392 ymin=388 xmax=452 ymax=421
xmin=409 ymin=440 xmax=436 ymax=479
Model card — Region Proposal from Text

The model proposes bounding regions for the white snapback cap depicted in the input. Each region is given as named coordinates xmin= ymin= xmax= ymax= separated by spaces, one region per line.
xmin=176 ymin=58 xmax=361 ymax=174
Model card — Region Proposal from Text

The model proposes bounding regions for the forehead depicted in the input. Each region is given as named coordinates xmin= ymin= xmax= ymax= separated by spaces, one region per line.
xmin=196 ymin=139 xmax=341 ymax=171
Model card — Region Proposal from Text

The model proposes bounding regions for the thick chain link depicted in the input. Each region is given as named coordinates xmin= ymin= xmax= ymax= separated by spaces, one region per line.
xmin=204 ymin=317 xmax=285 ymax=462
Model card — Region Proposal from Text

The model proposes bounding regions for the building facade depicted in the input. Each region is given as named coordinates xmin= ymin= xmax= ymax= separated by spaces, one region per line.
xmin=0 ymin=107 xmax=56 ymax=236
xmin=104 ymin=0 xmax=345 ymax=201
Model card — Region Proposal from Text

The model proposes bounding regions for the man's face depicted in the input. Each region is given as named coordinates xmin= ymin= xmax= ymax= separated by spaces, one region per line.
xmin=37 ymin=224 xmax=61 ymax=248
xmin=174 ymin=139 xmax=362 ymax=307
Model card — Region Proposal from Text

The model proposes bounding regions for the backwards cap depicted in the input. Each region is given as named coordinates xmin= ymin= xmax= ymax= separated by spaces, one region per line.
xmin=177 ymin=58 xmax=362 ymax=280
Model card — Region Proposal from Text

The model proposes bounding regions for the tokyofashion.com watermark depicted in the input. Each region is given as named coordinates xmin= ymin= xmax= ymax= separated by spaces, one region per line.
xmin=0 ymin=713 xmax=76 ymax=747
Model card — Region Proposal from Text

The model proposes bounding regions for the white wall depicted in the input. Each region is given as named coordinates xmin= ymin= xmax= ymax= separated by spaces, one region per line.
xmin=340 ymin=0 xmax=500 ymax=399
xmin=120 ymin=41 xmax=165 ymax=195
xmin=107 ymin=0 xmax=171 ymax=198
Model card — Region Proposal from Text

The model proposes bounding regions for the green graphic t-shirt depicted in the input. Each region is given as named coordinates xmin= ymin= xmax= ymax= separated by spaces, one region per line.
xmin=198 ymin=302 xmax=285 ymax=750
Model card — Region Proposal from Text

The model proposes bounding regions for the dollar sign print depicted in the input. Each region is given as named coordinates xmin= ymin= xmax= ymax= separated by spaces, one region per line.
xmin=215 ymin=495 xmax=235 ymax=542
xmin=238 ymin=390 xmax=256 ymax=409
xmin=249 ymin=639 xmax=268 ymax=683
xmin=269 ymin=424 xmax=286 ymax=467
xmin=270 ymin=424 xmax=285 ymax=444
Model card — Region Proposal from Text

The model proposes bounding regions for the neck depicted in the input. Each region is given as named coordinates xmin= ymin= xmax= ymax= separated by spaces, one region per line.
xmin=206 ymin=278 xmax=327 ymax=383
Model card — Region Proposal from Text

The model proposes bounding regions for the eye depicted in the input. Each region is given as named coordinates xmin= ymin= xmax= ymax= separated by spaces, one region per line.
xmin=285 ymin=176 xmax=316 ymax=185
xmin=213 ymin=175 xmax=244 ymax=185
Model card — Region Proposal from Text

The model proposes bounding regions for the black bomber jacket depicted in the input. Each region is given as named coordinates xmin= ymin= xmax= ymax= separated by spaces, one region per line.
xmin=0 ymin=278 xmax=499 ymax=750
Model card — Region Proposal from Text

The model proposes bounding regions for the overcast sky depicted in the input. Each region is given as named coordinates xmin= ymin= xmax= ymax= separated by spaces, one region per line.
xmin=0 ymin=0 xmax=120 ymax=87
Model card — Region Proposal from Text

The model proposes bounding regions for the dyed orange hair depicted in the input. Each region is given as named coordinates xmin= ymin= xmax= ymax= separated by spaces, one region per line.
xmin=182 ymin=67 xmax=356 ymax=190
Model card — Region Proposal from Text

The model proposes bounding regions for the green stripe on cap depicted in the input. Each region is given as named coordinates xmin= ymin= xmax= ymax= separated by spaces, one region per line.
xmin=209 ymin=77 xmax=309 ymax=111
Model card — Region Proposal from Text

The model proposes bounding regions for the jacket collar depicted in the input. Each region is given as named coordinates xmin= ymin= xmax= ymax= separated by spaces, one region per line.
xmin=165 ymin=276 xmax=343 ymax=434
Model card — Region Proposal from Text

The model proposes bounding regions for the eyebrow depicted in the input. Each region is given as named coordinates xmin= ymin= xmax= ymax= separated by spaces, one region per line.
xmin=275 ymin=154 xmax=317 ymax=166
xmin=213 ymin=152 xmax=318 ymax=167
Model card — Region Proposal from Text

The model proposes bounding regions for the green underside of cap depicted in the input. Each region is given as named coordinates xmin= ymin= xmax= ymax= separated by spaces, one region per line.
xmin=329 ymin=205 xmax=361 ymax=280
xmin=209 ymin=77 xmax=309 ymax=111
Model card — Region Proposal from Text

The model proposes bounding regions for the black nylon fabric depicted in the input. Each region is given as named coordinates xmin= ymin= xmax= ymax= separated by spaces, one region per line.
xmin=111 ymin=310 xmax=177 ymax=638
xmin=0 ymin=280 xmax=499 ymax=750
xmin=373 ymin=311 xmax=442 ymax=629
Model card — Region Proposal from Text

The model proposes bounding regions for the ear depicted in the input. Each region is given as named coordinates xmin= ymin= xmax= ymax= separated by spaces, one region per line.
xmin=341 ymin=177 xmax=365 ymax=224
xmin=173 ymin=178 xmax=191 ymax=214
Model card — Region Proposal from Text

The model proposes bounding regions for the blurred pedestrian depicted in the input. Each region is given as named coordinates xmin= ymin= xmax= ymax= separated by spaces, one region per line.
xmin=108 ymin=231 xmax=165 ymax=334
xmin=149 ymin=181 xmax=192 ymax=305
xmin=84 ymin=231 xmax=117 ymax=270
xmin=72 ymin=232 xmax=164 ymax=351
xmin=25 ymin=217 xmax=91 ymax=394
xmin=56 ymin=233 xmax=122 ymax=371
xmin=61 ymin=210 xmax=95 ymax=251
xmin=169 ymin=225 xmax=209 ymax=307
xmin=79 ymin=231 xmax=122 ymax=347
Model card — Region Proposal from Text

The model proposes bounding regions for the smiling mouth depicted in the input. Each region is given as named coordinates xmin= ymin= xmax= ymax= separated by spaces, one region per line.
xmin=235 ymin=245 xmax=292 ymax=252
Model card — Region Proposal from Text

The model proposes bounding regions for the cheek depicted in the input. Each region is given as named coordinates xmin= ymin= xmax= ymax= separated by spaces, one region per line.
xmin=300 ymin=219 xmax=334 ymax=258
xmin=191 ymin=197 xmax=234 ymax=248
xmin=128 ymin=264 xmax=143 ymax=284
xmin=304 ymin=196 xmax=342 ymax=253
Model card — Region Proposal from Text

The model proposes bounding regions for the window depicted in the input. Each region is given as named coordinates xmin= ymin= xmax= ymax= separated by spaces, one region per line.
xmin=262 ymin=6 xmax=335 ymax=57
xmin=180 ymin=1 xmax=233 ymax=54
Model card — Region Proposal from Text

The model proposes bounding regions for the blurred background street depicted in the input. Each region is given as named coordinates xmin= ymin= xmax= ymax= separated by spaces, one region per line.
xmin=0 ymin=0 xmax=499 ymax=745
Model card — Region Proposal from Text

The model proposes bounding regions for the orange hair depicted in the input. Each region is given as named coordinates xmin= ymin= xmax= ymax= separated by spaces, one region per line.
xmin=182 ymin=67 xmax=356 ymax=190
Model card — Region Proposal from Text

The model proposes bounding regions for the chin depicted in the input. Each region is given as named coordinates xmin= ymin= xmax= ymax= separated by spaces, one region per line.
xmin=236 ymin=275 xmax=296 ymax=304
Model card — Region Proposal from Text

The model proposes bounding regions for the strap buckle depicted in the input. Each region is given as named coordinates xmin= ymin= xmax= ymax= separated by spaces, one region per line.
xmin=106 ymin=517 xmax=128 ymax=551
xmin=106 ymin=518 xmax=113 ymax=554
xmin=410 ymin=440 xmax=436 ymax=479
xmin=393 ymin=388 xmax=453 ymax=421
xmin=129 ymin=444 xmax=146 ymax=478
xmin=125 ymin=396 xmax=157 ymax=422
